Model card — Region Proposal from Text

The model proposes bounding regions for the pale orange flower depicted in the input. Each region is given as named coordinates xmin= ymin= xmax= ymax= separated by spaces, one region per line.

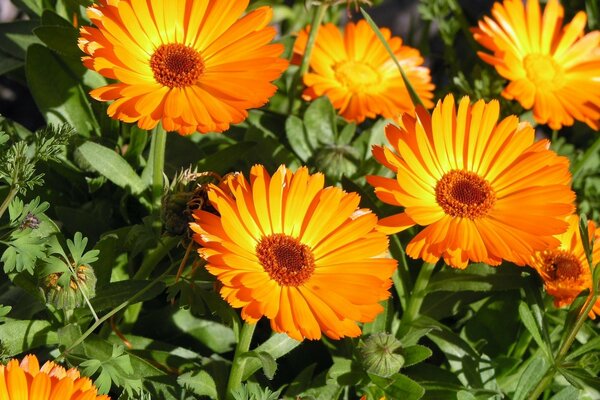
xmin=293 ymin=20 xmax=434 ymax=123
xmin=530 ymin=214 xmax=600 ymax=318
xmin=0 ymin=354 xmax=110 ymax=399
xmin=79 ymin=0 xmax=288 ymax=135
xmin=190 ymin=165 xmax=396 ymax=340
xmin=473 ymin=0 xmax=600 ymax=130
xmin=367 ymin=95 xmax=575 ymax=268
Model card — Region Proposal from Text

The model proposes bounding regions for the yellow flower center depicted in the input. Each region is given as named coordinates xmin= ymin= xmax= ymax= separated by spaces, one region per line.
xmin=436 ymin=170 xmax=496 ymax=219
xmin=150 ymin=43 xmax=204 ymax=88
xmin=334 ymin=61 xmax=380 ymax=92
xmin=523 ymin=54 xmax=565 ymax=90
xmin=256 ymin=233 xmax=315 ymax=286
xmin=541 ymin=250 xmax=583 ymax=282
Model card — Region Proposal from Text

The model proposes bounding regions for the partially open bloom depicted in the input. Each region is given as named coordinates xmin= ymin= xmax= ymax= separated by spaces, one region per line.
xmin=293 ymin=20 xmax=434 ymax=123
xmin=79 ymin=0 xmax=288 ymax=135
xmin=473 ymin=0 xmax=600 ymax=130
xmin=190 ymin=165 xmax=396 ymax=340
xmin=0 ymin=354 xmax=109 ymax=399
xmin=529 ymin=215 xmax=600 ymax=318
xmin=367 ymin=95 xmax=575 ymax=269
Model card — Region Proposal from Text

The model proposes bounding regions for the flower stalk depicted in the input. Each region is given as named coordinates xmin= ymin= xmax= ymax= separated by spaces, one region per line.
xmin=151 ymin=125 xmax=167 ymax=212
xmin=226 ymin=322 xmax=257 ymax=399
xmin=401 ymin=261 xmax=436 ymax=326
xmin=288 ymin=2 xmax=328 ymax=113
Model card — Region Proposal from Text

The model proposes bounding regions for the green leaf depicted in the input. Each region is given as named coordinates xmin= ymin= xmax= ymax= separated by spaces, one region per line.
xmin=172 ymin=309 xmax=235 ymax=354
xmin=370 ymin=373 xmax=425 ymax=400
xmin=1 ymin=229 xmax=47 ymax=274
xmin=90 ymin=280 xmax=165 ymax=312
xmin=245 ymin=351 xmax=277 ymax=380
xmin=10 ymin=0 xmax=43 ymax=17
xmin=242 ymin=333 xmax=301 ymax=380
xmin=558 ymin=367 xmax=600 ymax=392
xmin=33 ymin=26 xmax=81 ymax=58
xmin=303 ymin=97 xmax=336 ymax=147
xmin=513 ymin=357 xmax=549 ymax=400
xmin=77 ymin=142 xmax=146 ymax=194
xmin=0 ymin=21 xmax=41 ymax=59
xmin=549 ymin=386 xmax=581 ymax=400
xmin=518 ymin=302 xmax=552 ymax=359
xmin=177 ymin=370 xmax=218 ymax=399
xmin=285 ymin=115 xmax=312 ymax=162
xmin=0 ymin=54 xmax=22 ymax=75
xmin=457 ymin=391 xmax=477 ymax=400
xmin=26 ymin=44 xmax=98 ymax=137
xmin=195 ymin=142 xmax=255 ymax=172
xmin=0 ymin=319 xmax=58 ymax=356
xmin=338 ymin=123 xmax=356 ymax=145
xmin=402 ymin=345 xmax=433 ymax=368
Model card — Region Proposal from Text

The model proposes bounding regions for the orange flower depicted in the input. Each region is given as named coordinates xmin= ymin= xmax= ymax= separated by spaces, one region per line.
xmin=530 ymin=215 xmax=600 ymax=318
xmin=190 ymin=165 xmax=396 ymax=340
xmin=0 ymin=354 xmax=110 ymax=399
xmin=293 ymin=20 xmax=434 ymax=123
xmin=79 ymin=0 xmax=288 ymax=135
xmin=473 ymin=0 xmax=600 ymax=130
xmin=367 ymin=94 xmax=575 ymax=269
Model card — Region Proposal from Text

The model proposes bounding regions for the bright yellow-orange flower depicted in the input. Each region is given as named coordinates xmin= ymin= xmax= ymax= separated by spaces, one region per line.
xmin=190 ymin=165 xmax=396 ymax=340
xmin=530 ymin=215 xmax=600 ymax=318
xmin=79 ymin=0 xmax=288 ymax=135
xmin=0 ymin=354 xmax=110 ymax=399
xmin=473 ymin=0 xmax=600 ymax=130
xmin=367 ymin=94 xmax=575 ymax=269
xmin=293 ymin=20 xmax=434 ymax=123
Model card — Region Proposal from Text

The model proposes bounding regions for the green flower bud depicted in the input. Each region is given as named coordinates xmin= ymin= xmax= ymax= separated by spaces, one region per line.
xmin=42 ymin=264 xmax=96 ymax=310
xmin=359 ymin=332 xmax=404 ymax=378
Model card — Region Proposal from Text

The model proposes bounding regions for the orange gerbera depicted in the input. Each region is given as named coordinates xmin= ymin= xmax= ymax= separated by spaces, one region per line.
xmin=79 ymin=0 xmax=288 ymax=135
xmin=293 ymin=20 xmax=434 ymax=123
xmin=473 ymin=0 xmax=600 ymax=130
xmin=530 ymin=215 xmax=600 ymax=318
xmin=0 ymin=354 xmax=110 ymax=399
xmin=190 ymin=165 xmax=396 ymax=340
xmin=367 ymin=94 xmax=575 ymax=269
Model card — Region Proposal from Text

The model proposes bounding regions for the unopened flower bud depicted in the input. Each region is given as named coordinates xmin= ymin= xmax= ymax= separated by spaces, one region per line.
xmin=359 ymin=332 xmax=404 ymax=377
xmin=42 ymin=264 xmax=97 ymax=310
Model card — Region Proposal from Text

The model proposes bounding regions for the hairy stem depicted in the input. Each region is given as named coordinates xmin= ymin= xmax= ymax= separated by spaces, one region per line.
xmin=0 ymin=186 xmax=18 ymax=220
xmin=401 ymin=261 xmax=437 ymax=326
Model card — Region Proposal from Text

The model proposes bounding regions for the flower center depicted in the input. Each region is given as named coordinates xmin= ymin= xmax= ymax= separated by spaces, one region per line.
xmin=256 ymin=233 xmax=315 ymax=286
xmin=435 ymin=170 xmax=496 ymax=219
xmin=150 ymin=43 xmax=204 ymax=88
xmin=541 ymin=250 xmax=583 ymax=282
xmin=523 ymin=54 xmax=565 ymax=90
xmin=334 ymin=61 xmax=380 ymax=92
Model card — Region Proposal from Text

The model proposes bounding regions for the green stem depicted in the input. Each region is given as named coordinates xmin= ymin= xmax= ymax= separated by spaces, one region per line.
xmin=288 ymin=3 xmax=328 ymax=114
xmin=0 ymin=186 xmax=18 ymax=220
xmin=388 ymin=234 xmax=411 ymax=311
xmin=360 ymin=7 xmax=424 ymax=108
xmin=151 ymin=126 xmax=167 ymax=211
xmin=55 ymin=262 xmax=176 ymax=361
xmin=401 ymin=262 xmax=437 ymax=326
xmin=226 ymin=322 xmax=257 ymax=399
xmin=526 ymin=291 xmax=599 ymax=400
xmin=572 ymin=134 xmax=600 ymax=180
xmin=133 ymin=236 xmax=179 ymax=280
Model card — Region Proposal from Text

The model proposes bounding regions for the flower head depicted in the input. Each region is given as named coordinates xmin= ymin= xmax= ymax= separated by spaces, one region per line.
xmin=0 ymin=354 xmax=109 ymax=399
xmin=472 ymin=0 xmax=600 ymax=130
xmin=79 ymin=0 xmax=288 ymax=135
xmin=529 ymin=214 xmax=600 ymax=318
xmin=293 ymin=20 xmax=434 ymax=123
xmin=367 ymin=95 xmax=575 ymax=269
xmin=190 ymin=165 xmax=396 ymax=340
